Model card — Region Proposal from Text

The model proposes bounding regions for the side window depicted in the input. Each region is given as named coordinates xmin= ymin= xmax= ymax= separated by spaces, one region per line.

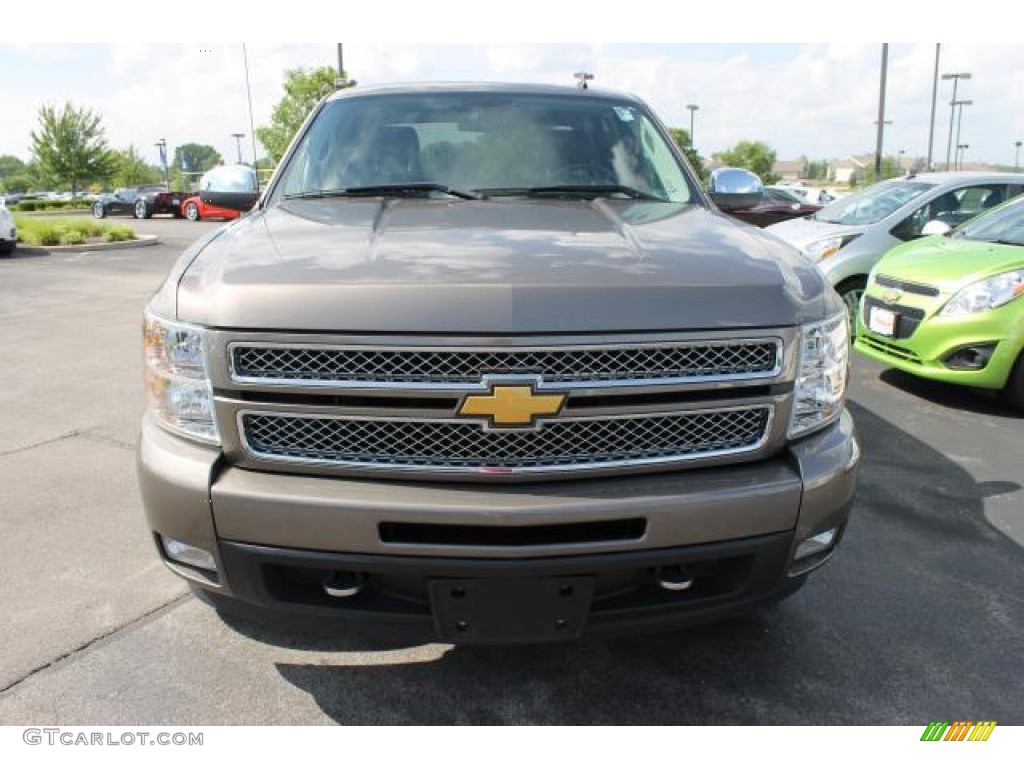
xmin=892 ymin=185 xmax=1004 ymax=241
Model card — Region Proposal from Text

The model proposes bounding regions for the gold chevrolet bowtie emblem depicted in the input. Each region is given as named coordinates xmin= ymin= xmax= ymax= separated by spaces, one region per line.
xmin=882 ymin=288 xmax=903 ymax=304
xmin=458 ymin=385 xmax=565 ymax=428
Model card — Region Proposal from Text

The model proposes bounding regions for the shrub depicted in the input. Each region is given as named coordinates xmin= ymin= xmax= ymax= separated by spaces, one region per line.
xmin=76 ymin=220 xmax=107 ymax=238
xmin=59 ymin=231 xmax=86 ymax=246
xmin=35 ymin=224 xmax=63 ymax=246
xmin=17 ymin=200 xmax=37 ymax=211
xmin=105 ymin=226 xmax=134 ymax=242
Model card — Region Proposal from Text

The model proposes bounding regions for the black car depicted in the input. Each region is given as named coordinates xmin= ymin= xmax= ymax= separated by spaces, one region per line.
xmin=92 ymin=185 xmax=186 ymax=219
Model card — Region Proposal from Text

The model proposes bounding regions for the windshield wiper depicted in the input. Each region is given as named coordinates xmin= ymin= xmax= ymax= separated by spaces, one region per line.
xmin=284 ymin=183 xmax=482 ymax=201
xmin=486 ymin=184 xmax=666 ymax=202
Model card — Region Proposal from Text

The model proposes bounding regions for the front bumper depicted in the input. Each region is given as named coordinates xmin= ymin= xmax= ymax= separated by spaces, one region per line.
xmin=138 ymin=411 xmax=858 ymax=641
xmin=856 ymin=296 xmax=1023 ymax=389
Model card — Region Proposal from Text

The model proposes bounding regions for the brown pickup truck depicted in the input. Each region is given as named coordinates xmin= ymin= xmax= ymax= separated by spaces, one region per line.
xmin=139 ymin=83 xmax=859 ymax=643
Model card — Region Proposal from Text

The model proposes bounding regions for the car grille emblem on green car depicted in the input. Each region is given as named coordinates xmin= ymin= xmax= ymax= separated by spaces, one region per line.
xmin=881 ymin=288 xmax=903 ymax=304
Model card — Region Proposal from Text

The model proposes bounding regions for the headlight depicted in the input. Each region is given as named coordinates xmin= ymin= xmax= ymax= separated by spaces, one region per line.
xmin=144 ymin=310 xmax=219 ymax=444
xmin=789 ymin=312 xmax=849 ymax=438
xmin=940 ymin=269 xmax=1024 ymax=315
xmin=802 ymin=234 xmax=859 ymax=262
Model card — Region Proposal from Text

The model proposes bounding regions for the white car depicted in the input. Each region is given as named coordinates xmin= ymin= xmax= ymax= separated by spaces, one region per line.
xmin=0 ymin=202 xmax=16 ymax=255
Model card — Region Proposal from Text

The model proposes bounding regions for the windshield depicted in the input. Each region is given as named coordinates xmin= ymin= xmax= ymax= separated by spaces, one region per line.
xmin=813 ymin=179 xmax=934 ymax=225
xmin=954 ymin=196 xmax=1024 ymax=246
xmin=273 ymin=92 xmax=695 ymax=203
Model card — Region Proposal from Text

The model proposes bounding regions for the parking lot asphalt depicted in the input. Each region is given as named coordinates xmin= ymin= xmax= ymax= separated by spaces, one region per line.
xmin=0 ymin=215 xmax=1021 ymax=725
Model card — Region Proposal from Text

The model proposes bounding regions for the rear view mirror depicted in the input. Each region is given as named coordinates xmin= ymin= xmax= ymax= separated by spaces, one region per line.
xmin=922 ymin=219 xmax=953 ymax=236
xmin=708 ymin=167 xmax=764 ymax=212
xmin=199 ymin=164 xmax=260 ymax=212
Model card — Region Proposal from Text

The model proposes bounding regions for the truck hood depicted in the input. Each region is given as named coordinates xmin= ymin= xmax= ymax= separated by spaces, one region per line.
xmin=176 ymin=198 xmax=829 ymax=333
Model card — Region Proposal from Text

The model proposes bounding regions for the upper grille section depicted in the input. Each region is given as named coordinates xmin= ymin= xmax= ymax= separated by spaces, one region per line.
xmin=875 ymin=274 xmax=940 ymax=297
xmin=240 ymin=406 xmax=773 ymax=474
xmin=230 ymin=339 xmax=782 ymax=389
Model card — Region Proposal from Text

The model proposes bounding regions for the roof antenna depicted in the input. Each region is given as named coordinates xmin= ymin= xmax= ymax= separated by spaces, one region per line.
xmin=573 ymin=71 xmax=594 ymax=90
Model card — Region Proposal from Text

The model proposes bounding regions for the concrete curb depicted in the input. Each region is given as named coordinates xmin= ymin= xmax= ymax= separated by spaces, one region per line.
xmin=15 ymin=235 xmax=161 ymax=255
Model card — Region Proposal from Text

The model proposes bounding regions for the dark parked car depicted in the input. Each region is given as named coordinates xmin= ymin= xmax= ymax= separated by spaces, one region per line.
xmin=728 ymin=186 xmax=821 ymax=228
xmin=93 ymin=185 xmax=187 ymax=219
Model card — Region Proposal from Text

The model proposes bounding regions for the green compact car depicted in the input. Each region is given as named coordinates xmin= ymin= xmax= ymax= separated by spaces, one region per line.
xmin=855 ymin=195 xmax=1024 ymax=407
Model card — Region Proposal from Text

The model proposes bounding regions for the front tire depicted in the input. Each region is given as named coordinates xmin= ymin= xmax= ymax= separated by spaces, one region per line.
xmin=134 ymin=199 xmax=152 ymax=219
xmin=0 ymin=242 xmax=14 ymax=256
xmin=836 ymin=276 xmax=867 ymax=335
xmin=1001 ymin=352 xmax=1024 ymax=411
xmin=185 ymin=201 xmax=200 ymax=222
xmin=93 ymin=201 xmax=106 ymax=218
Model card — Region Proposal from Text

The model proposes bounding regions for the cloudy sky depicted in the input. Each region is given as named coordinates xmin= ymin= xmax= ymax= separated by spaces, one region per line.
xmin=2 ymin=22 xmax=1021 ymax=173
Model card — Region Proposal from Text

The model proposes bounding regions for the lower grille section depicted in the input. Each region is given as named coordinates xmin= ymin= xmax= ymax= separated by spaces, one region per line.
xmin=240 ymin=406 xmax=773 ymax=474
xmin=858 ymin=335 xmax=923 ymax=365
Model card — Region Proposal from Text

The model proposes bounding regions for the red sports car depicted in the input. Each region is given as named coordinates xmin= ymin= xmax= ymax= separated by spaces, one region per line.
xmin=181 ymin=195 xmax=240 ymax=222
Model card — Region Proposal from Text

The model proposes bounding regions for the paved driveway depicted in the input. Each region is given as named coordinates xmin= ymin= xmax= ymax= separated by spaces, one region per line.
xmin=1 ymin=217 xmax=1021 ymax=724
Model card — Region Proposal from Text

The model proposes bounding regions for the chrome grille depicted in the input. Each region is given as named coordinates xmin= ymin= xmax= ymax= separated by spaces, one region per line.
xmin=240 ymin=406 xmax=773 ymax=474
xmin=230 ymin=340 xmax=781 ymax=388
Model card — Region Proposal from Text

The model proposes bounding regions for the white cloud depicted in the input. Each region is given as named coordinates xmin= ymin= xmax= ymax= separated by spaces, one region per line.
xmin=2 ymin=42 xmax=1023 ymax=177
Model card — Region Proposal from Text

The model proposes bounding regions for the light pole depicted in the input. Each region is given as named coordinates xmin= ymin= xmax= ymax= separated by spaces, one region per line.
xmin=154 ymin=138 xmax=168 ymax=187
xmin=952 ymin=99 xmax=972 ymax=170
xmin=898 ymin=148 xmax=906 ymax=175
xmin=573 ymin=71 xmax=594 ymax=90
xmin=685 ymin=103 xmax=699 ymax=147
xmin=231 ymin=133 xmax=245 ymax=164
xmin=874 ymin=119 xmax=892 ymax=177
xmin=1016 ymin=141 xmax=1022 ymax=171
xmin=942 ymin=72 xmax=971 ymax=170
xmin=926 ymin=44 xmax=940 ymax=170
xmin=957 ymin=143 xmax=969 ymax=170
xmin=874 ymin=44 xmax=890 ymax=178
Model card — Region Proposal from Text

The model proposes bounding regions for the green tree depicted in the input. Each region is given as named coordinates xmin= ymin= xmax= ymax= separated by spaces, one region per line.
xmin=172 ymin=143 xmax=223 ymax=174
xmin=668 ymin=128 xmax=707 ymax=182
xmin=111 ymin=145 xmax=162 ymax=187
xmin=29 ymin=102 xmax=115 ymax=196
xmin=0 ymin=155 xmax=26 ymax=183
xmin=717 ymin=140 xmax=780 ymax=184
xmin=256 ymin=66 xmax=341 ymax=163
xmin=805 ymin=158 xmax=831 ymax=181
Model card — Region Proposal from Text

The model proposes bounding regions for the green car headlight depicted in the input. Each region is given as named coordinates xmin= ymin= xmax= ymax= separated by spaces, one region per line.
xmin=940 ymin=269 xmax=1024 ymax=315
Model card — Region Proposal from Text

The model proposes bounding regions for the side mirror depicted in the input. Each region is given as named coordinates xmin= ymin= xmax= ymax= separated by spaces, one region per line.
xmin=708 ymin=167 xmax=764 ymax=212
xmin=198 ymin=164 xmax=260 ymax=212
xmin=922 ymin=219 xmax=952 ymax=236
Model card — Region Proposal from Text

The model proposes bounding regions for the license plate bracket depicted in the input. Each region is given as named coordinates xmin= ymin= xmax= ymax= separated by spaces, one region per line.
xmin=868 ymin=306 xmax=897 ymax=336
xmin=430 ymin=576 xmax=594 ymax=643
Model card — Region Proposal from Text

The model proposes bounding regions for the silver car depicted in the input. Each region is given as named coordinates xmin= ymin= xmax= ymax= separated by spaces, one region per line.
xmin=767 ymin=172 xmax=1024 ymax=322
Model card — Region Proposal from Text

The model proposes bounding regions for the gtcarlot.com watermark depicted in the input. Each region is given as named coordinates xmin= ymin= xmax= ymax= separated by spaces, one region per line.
xmin=23 ymin=728 xmax=203 ymax=747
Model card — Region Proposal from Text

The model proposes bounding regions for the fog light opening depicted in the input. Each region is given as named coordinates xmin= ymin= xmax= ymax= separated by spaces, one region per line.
xmin=794 ymin=528 xmax=838 ymax=561
xmin=161 ymin=536 xmax=218 ymax=573
xmin=944 ymin=344 xmax=996 ymax=371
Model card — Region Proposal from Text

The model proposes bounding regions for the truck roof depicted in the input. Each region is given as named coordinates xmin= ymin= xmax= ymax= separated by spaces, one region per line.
xmin=325 ymin=81 xmax=644 ymax=104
